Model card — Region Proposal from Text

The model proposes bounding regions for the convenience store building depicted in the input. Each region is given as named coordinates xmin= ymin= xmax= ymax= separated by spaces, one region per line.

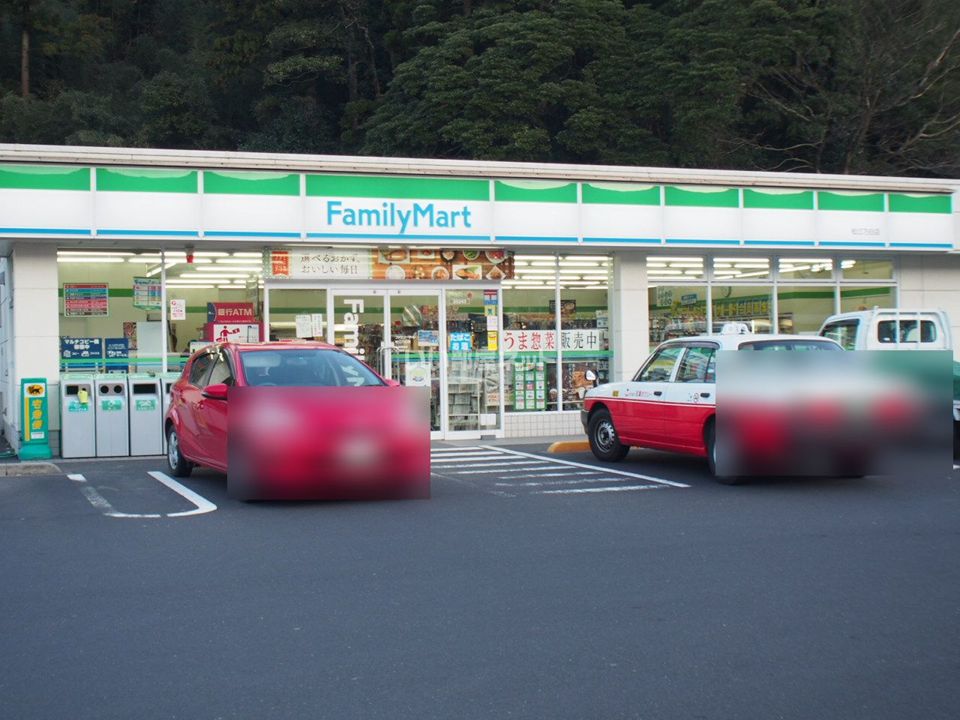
xmin=1 ymin=144 xmax=958 ymax=451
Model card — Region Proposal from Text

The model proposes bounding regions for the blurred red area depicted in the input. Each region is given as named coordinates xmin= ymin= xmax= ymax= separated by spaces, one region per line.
xmin=227 ymin=387 xmax=430 ymax=500
xmin=716 ymin=351 xmax=952 ymax=478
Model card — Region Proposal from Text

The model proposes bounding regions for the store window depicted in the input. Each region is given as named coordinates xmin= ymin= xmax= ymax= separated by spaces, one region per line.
xmin=649 ymin=285 xmax=708 ymax=342
xmin=559 ymin=255 xmax=610 ymax=410
xmin=267 ymin=289 xmax=327 ymax=341
xmin=713 ymin=257 xmax=770 ymax=282
xmin=777 ymin=285 xmax=836 ymax=334
xmin=503 ymin=285 xmax=558 ymax=412
xmin=58 ymin=249 xmax=166 ymax=374
xmin=841 ymin=258 xmax=894 ymax=281
xmin=712 ymin=286 xmax=773 ymax=333
xmin=779 ymin=258 xmax=834 ymax=281
xmin=840 ymin=286 xmax=895 ymax=312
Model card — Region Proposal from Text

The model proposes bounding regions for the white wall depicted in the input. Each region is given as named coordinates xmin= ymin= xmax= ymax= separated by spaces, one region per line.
xmin=898 ymin=254 xmax=960 ymax=356
xmin=8 ymin=243 xmax=60 ymax=448
xmin=611 ymin=252 xmax=649 ymax=381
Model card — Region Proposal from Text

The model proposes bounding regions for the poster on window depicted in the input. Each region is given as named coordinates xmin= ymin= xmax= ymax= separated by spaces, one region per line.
xmin=133 ymin=277 xmax=162 ymax=310
xmin=63 ymin=283 xmax=108 ymax=317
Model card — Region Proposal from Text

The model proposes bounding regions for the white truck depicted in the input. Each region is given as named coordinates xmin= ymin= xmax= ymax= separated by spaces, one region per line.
xmin=818 ymin=308 xmax=960 ymax=456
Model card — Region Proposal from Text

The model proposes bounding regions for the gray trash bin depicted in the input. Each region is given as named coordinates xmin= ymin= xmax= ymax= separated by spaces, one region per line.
xmin=128 ymin=373 xmax=162 ymax=456
xmin=60 ymin=373 xmax=96 ymax=458
xmin=95 ymin=374 xmax=129 ymax=457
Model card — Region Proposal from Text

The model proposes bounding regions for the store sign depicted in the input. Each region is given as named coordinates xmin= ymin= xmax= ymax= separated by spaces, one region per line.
xmin=502 ymin=329 xmax=607 ymax=353
xmin=63 ymin=283 xmax=108 ymax=317
xmin=132 ymin=276 xmax=162 ymax=310
xmin=267 ymin=248 xmax=513 ymax=281
xmin=104 ymin=338 xmax=129 ymax=372
xmin=270 ymin=250 xmax=373 ymax=279
xmin=60 ymin=337 xmax=103 ymax=369
xmin=449 ymin=332 xmax=473 ymax=352
xmin=207 ymin=302 xmax=256 ymax=322
xmin=19 ymin=378 xmax=51 ymax=460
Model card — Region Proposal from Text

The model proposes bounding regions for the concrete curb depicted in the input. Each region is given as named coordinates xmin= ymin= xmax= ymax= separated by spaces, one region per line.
xmin=547 ymin=440 xmax=591 ymax=453
xmin=0 ymin=462 xmax=62 ymax=476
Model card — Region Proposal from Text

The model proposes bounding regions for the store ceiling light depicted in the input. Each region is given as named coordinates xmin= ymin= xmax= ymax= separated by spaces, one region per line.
xmin=58 ymin=250 xmax=135 ymax=257
xmin=57 ymin=256 xmax=126 ymax=263
xmin=196 ymin=251 xmax=230 ymax=257
xmin=232 ymin=252 xmax=264 ymax=258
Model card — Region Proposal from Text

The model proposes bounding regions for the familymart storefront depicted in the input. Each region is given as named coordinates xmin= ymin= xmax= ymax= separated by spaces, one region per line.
xmin=1 ymin=144 xmax=958 ymax=453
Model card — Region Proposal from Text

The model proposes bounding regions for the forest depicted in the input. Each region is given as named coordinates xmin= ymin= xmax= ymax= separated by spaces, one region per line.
xmin=1 ymin=0 xmax=959 ymax=177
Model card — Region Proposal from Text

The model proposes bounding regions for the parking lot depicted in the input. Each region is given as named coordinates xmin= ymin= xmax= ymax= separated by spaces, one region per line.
xmin=2 ymin=445 xmax=959 ymax=720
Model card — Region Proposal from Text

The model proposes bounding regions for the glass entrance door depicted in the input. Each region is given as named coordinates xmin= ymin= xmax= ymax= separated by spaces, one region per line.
xmin=444 ymin=288 xmax=503 ymax=436
xmin=329 ymin=290 xmax=388 ymax=376
xmin=387 ymin=291 xmax=442 ymax=434
xmin=330 ymin=288 xmax=443 ymax=437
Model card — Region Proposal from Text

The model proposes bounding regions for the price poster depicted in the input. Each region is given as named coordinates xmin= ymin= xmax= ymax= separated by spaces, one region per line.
xmin=63 ymin=283 xmax=108 ymax=317
xmin=133 ymin=277 xmax=162 ymax=310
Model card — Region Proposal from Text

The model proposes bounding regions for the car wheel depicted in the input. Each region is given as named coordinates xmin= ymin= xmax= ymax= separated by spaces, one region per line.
xmin=588 ymin=408 xmax=629 ymax=462
xmin=166 ymin=425 xmax=193 ymax=478
xmin=706 ymin=419 xmax=742 ymax=485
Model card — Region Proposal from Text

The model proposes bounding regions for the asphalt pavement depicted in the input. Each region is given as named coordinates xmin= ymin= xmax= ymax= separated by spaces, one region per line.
xmin=1 ymin=444 xmax=958 ymax=720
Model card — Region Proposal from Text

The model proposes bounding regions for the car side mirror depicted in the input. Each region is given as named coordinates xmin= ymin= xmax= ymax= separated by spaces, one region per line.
xmin=202 ymin=383 xmax=229 ymax=400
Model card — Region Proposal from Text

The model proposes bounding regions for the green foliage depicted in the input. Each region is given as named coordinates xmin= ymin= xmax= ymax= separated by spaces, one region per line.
xmin=0 ymin=0 xmax=958 ymax=177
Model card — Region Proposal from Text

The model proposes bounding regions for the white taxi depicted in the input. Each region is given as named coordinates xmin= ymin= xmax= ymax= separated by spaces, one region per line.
xmin=580 ymin=325 xmax=843 ymax=478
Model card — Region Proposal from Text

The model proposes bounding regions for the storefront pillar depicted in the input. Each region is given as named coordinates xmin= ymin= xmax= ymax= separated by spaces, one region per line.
xmin=610 ymin=251 xmax=649 ymax=382
xmin=7 ymin=243 xmax=60 ymax=449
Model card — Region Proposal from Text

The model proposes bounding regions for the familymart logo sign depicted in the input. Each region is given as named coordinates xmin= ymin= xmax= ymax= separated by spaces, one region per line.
xmin=317 ymin=198 xmax=489 ymax=239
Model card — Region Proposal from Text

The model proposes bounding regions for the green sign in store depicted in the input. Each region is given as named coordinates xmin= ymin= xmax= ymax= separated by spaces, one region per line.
xmin=135 ymin=399 xmax=157 ymax=411
xmin=67 ymin=400 xmax=91 ymax=413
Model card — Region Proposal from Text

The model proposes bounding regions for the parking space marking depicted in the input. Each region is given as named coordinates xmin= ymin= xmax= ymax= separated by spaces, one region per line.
xmin=147 ymin=472 xmax=218 ymax=517
xmin=429 ymin=445 xmax=688 ymax=496
xmin=535 ymin=484 xmax=668 ymax=495
xmin=68 ymin=473 xmax=163 ymax=518
xmin=478 ymin=446 xmax=690 ymax=488
xmin=67 ymin=472 xmax=216 ymax=519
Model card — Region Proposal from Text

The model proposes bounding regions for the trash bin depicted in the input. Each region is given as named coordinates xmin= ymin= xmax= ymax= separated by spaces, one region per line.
xmin=60 ymin=373 xmax=96 ymax=458
xmin=95 ymin=373 xmax=129 ymax=457
xmin=128 ymin=373 xmax=162 ymax=456
xmin=160 ymin=371 xmax=182 ymax=452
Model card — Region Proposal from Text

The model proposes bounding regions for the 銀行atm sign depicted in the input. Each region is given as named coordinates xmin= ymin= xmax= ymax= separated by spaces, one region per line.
xmin=206 ymin=302 xmax=256 ymax=323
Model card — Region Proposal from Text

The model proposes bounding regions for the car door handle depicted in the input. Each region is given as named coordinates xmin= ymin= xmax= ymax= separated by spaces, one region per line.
xmin=653 ymin=391 xmax=663 ymax=397
xmin=700 ymin=392 xmax=711 ymax=399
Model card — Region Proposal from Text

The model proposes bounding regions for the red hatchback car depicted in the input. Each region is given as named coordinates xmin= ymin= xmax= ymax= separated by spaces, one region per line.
xmin=164 ymin=341 xmax=430 ymax=499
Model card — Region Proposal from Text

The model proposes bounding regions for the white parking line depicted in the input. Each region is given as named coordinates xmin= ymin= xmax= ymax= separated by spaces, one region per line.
xmin=68 ymin=472 xmax=216 ymax=518
xmin=443 ymin=461 xmax=553 ymax=472
xmin=478 ymin=445 xmax=690 ymax=488
xmin=431 ymin=455 xmax=505 ymax=463
xmin=535 ymin=484 xmax=668 ymax=494
xmin=147 ymin=472 xmax=218 ymax=517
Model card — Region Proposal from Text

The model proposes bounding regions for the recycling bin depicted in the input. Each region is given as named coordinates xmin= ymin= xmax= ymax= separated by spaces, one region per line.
xmin=60 ymin=373 xmax=96 ymax=458
xmin=128 ymin=373 xmax=162 ymax=456
xmin=95 ymin=373 xmax=129 ymax=457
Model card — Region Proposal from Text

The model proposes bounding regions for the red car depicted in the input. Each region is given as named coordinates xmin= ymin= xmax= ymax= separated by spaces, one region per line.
xmin=164 ymin=341 xmax=430 ymax=500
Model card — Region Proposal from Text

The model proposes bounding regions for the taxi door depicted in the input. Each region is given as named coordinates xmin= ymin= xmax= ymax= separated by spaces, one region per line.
xmin=661 ymin=344 xmax=717 ymax=452
xmin=619 ymin=344 xmax=685 ymax=445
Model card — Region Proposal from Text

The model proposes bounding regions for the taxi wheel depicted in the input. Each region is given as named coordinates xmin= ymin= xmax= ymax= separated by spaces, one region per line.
xmin=166 ymin=426 xmax=193 ymax=478
xmin=588 ymin=409 xmax=629 ymax=462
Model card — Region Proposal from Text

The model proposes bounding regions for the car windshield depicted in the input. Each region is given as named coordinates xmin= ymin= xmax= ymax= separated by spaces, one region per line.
xmin=240 ymin=349 xmax=385 ymax=387
xmin=738 ymin=340 xmax=841 ymax=351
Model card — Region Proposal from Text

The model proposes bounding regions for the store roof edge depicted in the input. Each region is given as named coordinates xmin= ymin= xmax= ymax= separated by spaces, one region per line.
xmin=1 ymin=143 xmax=958 ymax=194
